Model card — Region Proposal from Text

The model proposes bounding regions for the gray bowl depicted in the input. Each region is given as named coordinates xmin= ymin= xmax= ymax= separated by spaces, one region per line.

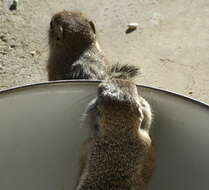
xmin=0 ymin=81 xmax=208 ymax=190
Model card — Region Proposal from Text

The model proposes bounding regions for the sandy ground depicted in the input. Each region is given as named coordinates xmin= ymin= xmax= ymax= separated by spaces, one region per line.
xmin=0 ymin=0 xmax=209 ymax=104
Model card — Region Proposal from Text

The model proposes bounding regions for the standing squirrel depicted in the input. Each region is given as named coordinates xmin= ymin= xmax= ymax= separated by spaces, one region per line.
xmin=77 ymin=79 xmax=155 ymax=190
xmin=47 ymin=11 xmax=139 ymax=80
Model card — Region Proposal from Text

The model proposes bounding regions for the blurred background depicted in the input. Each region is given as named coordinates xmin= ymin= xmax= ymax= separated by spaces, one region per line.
xmin=0 ymin=0 xmax=209 ymax=103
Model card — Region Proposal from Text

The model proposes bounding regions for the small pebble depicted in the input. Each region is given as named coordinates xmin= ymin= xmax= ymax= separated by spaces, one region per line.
xmin=8 ymin=0 xmax=18 ymax=11
xmin=0 ymin=35 xmax=8 ymax=43
xmin=30 ymin=51 xmax=36 ymax=56
xmin=0 ymin=51 xmax=7 ymax=55
xmin=30 ymin=50 xmax=40 ymax=56
xmin=127 ymin=23 xmax=138 ymax=30
xmin=10 ymin=44 xmax=16 ymax=48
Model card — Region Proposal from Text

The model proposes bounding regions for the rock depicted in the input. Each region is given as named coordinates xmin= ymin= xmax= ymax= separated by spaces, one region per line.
xmin=127 ymin=23 xmax=139 ymax=30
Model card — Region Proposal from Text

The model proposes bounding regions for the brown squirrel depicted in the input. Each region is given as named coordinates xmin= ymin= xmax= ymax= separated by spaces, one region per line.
xmin=47 ymin=11 xmax=139 ymax=81
xmin=77 ymin=79 xmax=155 ymax=190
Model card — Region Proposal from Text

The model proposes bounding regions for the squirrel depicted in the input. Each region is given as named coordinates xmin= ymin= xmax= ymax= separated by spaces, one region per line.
xmin=47 ymin=10 xmax=139 ymax=81
xmin=77 ymin=79 xmax=155 ymax=190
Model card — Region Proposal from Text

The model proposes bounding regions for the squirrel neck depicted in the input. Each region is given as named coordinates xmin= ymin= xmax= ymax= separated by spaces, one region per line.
xmin=49 ymin=41 xmax=105 ymax=66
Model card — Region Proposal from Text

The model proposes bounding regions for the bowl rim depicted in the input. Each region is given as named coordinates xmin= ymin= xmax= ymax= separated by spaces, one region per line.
xmin=0 ymin=80 xmax=208 ymax=109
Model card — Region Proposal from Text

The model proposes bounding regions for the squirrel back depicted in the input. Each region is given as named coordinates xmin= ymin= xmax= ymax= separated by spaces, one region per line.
xmin=77 ymin=79 xmax=155 ymax=190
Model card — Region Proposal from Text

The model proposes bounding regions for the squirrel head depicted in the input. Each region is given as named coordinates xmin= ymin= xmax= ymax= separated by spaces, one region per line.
xmin=49 ymin=11 xmax=96 ymax=51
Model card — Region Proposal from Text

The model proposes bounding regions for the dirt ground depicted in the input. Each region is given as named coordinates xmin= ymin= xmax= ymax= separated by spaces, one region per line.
xmin=0 ymin=0 xmax=209 ymax=104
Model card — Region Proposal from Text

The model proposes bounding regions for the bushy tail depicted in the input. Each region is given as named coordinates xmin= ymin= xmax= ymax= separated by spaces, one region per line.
xmin=108 ymin=63 xmax=140 ymax=80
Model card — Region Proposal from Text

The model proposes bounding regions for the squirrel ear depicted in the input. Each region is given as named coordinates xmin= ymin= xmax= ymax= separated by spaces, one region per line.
xmin=56 ymin=26 xmax=63 ymax=41
xmin=50 ymin=21 xmax=53 ymax=29
xmin=89 ymin=21 xmax=96 ymax=34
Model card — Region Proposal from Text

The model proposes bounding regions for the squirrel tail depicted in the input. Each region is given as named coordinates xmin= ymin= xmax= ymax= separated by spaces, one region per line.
xmin=109 ymin=63 xmax=140 ymax=80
